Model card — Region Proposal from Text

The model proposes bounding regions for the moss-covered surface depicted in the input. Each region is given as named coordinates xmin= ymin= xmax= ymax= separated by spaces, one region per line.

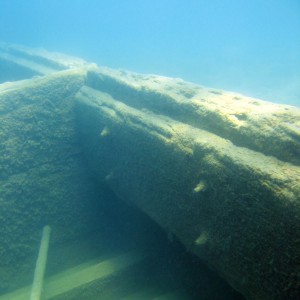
xmin=1 ymin=48 xmax=299 ymax=299
xmin=0 ymin=69 xmax=104 ymax=292
xmin=75 ymin=86 xmax=300 ymax=300
xmin=86 ymin=69 xmax=300 ymax=166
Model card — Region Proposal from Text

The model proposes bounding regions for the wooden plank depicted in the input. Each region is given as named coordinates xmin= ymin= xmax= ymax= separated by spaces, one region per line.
xmin=30 ymin=225 xmax=51 ymax=300
xmin=75 ymin=84 xmax=300 ymax=300
xmin=0 ymin=251 xmax=143 ymax=300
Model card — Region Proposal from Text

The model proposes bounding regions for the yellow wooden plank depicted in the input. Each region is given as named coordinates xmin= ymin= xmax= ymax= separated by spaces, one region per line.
xmin=0 ymin=251 xmax=143 ymax=300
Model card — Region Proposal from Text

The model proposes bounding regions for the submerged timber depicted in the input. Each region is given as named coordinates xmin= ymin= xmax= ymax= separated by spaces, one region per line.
xmin=0 ymin=43 xmax=299 ymax=300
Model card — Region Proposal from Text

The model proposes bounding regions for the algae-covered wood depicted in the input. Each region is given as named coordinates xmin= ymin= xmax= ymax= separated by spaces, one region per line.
xmin=0 ymin=44 xmax=299 ymax=300
xmin=75 ymin=79 xmax=300 ymax=300
xmin=86 ymin=68 xmax=300 ymax=165
xmin=0 ymin=68 xmax=101 ymax=291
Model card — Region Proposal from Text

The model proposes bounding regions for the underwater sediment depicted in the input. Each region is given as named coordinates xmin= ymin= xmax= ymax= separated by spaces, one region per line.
xmin=0 ymin=43 xmax=299 ymax=299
